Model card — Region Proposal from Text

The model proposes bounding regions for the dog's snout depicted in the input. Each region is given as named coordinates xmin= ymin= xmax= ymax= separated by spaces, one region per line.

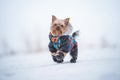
xmin=56 ymin=26 xmax=60 ymax=30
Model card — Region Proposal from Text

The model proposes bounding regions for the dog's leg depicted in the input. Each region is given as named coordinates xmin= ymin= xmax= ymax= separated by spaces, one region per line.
xmin=55 ymin=51 xmax=66 ymax=63
xmin=51 ymin=51 xmax=66 ymax=63
xmin=48 ymin=42 xmax=57 ymax=62
xmin=51 ymin=52 xmax=58 ymax=62
xmin=70 ymin=45 xmax=78 ymax=63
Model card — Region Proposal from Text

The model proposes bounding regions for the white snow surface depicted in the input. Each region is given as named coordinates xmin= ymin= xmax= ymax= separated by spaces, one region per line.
xmin=0 ymin=48 xmax=120 ymax=80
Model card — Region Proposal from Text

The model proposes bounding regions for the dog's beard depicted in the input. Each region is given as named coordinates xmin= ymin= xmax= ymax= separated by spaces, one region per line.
xmin=51 ymin=28 xmax=64 ymax=36
xmin=55 ymin=30 xmax=62 ymax=36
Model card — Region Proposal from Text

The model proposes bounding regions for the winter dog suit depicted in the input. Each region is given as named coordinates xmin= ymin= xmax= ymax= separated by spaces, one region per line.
xmin=48 ymin=33 xmax=78 ymax=59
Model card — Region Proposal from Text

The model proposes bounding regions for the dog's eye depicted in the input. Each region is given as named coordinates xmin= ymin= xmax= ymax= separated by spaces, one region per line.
xmin=54 ymin=24 xmax=57 ymax=26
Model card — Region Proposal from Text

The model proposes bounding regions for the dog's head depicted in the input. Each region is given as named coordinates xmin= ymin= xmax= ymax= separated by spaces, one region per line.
xmin=50 ymin=15 xmax=70 ymax=36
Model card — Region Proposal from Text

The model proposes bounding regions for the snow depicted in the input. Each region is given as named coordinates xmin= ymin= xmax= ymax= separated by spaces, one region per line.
xmin=0 ymin=48 xmax=120 ymax=80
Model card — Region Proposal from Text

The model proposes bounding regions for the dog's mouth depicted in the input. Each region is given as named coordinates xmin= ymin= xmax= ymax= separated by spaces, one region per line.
xmin=51 ymin=29 xmax=63 ymax=36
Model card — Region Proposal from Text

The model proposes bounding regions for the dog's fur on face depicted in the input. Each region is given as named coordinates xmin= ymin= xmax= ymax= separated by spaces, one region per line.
xmin=50 ymin=15 xmax=70 ymax=36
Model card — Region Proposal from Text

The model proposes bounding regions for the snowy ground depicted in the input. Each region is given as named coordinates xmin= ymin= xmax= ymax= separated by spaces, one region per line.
xmin=0 ymin=48 xmax=120 ymax=80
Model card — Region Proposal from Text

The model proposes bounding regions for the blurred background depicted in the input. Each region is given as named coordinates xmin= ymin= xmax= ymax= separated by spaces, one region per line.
xmin=0 ymin=0 xmax=120 ymax=56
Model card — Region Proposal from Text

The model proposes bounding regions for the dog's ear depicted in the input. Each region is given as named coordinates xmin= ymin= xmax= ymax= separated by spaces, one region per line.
xmin=64 ymin=18 xmax=70 ymax=25
xmin=52 ymin=15 xmax=57 ymax=23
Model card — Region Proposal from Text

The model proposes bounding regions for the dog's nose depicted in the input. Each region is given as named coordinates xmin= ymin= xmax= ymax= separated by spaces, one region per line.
xmin=56 ymin=26 xmax=60 ymax=30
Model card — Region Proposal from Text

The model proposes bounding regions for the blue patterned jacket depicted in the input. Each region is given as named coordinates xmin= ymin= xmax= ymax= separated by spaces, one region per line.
xmin=48 ymin=33 xmax=77 ymax=53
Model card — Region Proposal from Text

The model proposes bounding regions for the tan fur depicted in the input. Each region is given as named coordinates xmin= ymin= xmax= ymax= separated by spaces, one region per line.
xmin=51 ymin=51 xmax=67 ymax=58
xmin=50 ymin=15 xmax=70 ymax=36
xmin=63 ymin=52 xmax=67 ymax=57
xmin=51 ymin=52 xmax=57 ymax=56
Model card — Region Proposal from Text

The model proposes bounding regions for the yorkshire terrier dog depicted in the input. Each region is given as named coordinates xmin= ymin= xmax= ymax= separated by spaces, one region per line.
xmin=48 ymin=15 xmax=79 ymax=63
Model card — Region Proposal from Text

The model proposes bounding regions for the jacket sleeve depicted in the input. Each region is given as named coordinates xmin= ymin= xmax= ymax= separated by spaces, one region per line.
xmin=48 ymin=41 xmax=57 ymax=53
xmin=48 ymin=34 xmax=57 ymax=53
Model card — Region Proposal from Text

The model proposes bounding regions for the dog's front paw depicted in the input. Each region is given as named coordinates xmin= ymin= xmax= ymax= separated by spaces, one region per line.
xmin=70 ymin=58 xmax=76 ymax=63
xmin=52 ymin=56 xmax=63 ymax=63
xmin=52 ymin=57 xmax=57 ymax=62
xmin=56 ymin=59 xmax=63 ymax=63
